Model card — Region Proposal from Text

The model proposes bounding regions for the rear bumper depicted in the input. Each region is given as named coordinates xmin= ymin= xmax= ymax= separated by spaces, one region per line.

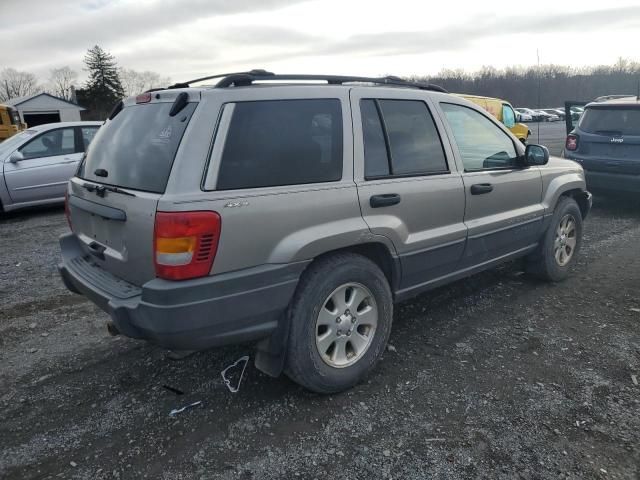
xmin=585 ymin=170 xmax=640 ymax=193
xmin=59 ymin=233 xmax=307 ymax=350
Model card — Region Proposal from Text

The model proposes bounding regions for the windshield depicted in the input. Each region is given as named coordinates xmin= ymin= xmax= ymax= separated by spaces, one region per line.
xmin=78 ymin=102 xmax=197 ymax=193
xmin=579 ymin=107 xmax=640 ymax=136
xmin=0 ymin=129 xmax=38 ymax=156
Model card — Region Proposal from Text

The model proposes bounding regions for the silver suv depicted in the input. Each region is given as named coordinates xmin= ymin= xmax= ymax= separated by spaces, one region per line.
xmin=59 ymin=71 xmax=592 ymax=393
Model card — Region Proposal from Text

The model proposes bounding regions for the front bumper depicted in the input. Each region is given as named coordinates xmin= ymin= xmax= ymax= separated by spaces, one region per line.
xmin=58 ymin=233 xmax=306 ymax=350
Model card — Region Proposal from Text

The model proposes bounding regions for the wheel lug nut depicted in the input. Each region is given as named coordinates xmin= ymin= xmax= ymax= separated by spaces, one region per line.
xmin=347 ymin=330 xmax=351 ymax=336
xmin=337 ymin=330 xmax=342 ymax=336
xmin=336 ymin=318 xmax=341 ymax=323
xmin=351 ymin=317 xmax=356 ymax=323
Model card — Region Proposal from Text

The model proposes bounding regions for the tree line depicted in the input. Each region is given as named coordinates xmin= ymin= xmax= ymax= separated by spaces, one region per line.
xmin=0 ymin=45 xmax=170 ymax=119
xmin=3 ymin=49 xmax=638 ymax=119
xmin=412 ymin=58 xmax=640 ymax=108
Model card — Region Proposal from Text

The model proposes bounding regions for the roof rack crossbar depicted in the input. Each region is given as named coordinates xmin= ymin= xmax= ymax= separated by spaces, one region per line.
xmin=214 ymin=73 xmax=448 ymax=93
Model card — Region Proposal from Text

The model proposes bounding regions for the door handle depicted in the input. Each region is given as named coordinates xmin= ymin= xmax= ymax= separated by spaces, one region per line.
xmin=470 ymin=183 xmax=494 ymax=195
xmin=370 ymin=193 xmax=401 ymax=208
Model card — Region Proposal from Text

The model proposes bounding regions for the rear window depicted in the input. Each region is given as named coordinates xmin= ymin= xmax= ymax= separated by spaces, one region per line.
xmin=78 ymin=102 xmax=197 ymax=193
xmin=579 ymin=107 xmax=640 ymax=136
xmin=216 ymin=99 xmax=343 ymax=190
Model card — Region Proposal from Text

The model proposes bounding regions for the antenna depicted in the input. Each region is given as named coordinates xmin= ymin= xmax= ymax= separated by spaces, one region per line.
xmin=537 ymin=48 xmax=541 ymax=144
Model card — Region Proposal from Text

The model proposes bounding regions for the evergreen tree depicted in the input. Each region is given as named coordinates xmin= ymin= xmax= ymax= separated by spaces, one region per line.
xmin=82 ymin=45 xmax=124 ymax=118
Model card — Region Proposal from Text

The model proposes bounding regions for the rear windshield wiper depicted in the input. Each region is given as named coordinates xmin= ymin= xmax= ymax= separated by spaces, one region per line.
xmin=81 ymin=182 xmax=136 ymax=197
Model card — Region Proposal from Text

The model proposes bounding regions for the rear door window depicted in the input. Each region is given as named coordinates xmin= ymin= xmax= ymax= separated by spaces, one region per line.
xmin=216 ymin=99 xmax=343 ymax=190
xmin=361 ymin=99 xmax=448 ymax=179
xmin=80 ymin=126 xmax=99 ymax=150
xmin=579 ymin=107 xmax=640 ymax=136
xmin=78 ymin=102 xmax=197 ymax=193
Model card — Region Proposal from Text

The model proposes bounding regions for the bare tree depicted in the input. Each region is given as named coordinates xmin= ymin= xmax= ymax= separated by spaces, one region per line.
xmin=120 ymin=68 xmax=171 ymax=96
xmin=48 ymin=66 xmax=78 ymax=101
xmin=416 ymin=58 xmax=640 ymax=107
xmin=0 ymin=68 xmax=40 ymax=101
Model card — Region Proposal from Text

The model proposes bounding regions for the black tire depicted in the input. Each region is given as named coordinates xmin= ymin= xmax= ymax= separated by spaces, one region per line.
xmin=526 ymin=196 xmax=583 ymax=282
xmin=285 ymin=253 xmax=393 ymax=394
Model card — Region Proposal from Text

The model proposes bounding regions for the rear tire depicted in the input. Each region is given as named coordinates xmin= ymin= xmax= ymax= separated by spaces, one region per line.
xmin=526 ymin=196 xmax=583 ymax=282
xmin=285 ymin=253 xmax=393 ymax=394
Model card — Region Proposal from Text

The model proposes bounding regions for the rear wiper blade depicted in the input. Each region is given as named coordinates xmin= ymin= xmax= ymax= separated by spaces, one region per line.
xmin=81 ymin=182 xmax=136 ymax=197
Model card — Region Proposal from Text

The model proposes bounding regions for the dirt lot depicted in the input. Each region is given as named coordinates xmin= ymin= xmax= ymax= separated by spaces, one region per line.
xmin=1 ymin=192 xmax=640 ymax=480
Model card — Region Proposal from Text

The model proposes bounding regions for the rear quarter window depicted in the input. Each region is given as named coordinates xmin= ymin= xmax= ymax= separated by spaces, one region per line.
xmin=216 ymin=99 xmax=343 ymax=190
xmin=78 ymin=102 xmax=197 ymax=193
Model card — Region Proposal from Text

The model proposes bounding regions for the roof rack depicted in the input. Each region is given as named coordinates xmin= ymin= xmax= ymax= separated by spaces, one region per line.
xmin=166 ymin=70 xmax=448 ymax=93
xmin=166 ymin=69 xmax=275 ymax=89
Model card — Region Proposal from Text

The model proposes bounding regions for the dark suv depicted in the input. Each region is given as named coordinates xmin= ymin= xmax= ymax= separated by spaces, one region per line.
xmin=564 ymin=97 xmax=640 ymax=193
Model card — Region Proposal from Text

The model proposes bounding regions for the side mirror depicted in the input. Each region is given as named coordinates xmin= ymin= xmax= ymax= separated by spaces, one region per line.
xmin=9 ymin=151 xmax=24 ymax=163
xmin=524 ymin=144 xmax=549 ymax=166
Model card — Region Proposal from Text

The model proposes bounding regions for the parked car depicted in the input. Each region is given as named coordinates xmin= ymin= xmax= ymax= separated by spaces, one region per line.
xmin=457 ymin=94 xmax=531 ymax=143
xmin=563 ymin=96 xmax=640 ymax=194
xmin=58 ymin=72 xmax=591 ymax=393
xmin=516 ymin=107 xmax=543 ymax=122
xmin=516 ymin=111 xmax=533 ymax=122
xmin=542 ymin=108 xmax=566 ymax=121
xmin=539 ymin=109 xmax=562 ymax=121
xmin=0 ymin=104 xmax=27 ymax=141
xmin=0 ymin=121 xmax=102 ymax=212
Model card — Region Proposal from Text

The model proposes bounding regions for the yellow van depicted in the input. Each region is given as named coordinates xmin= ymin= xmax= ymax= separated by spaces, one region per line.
xmin=456 ymin=94 xmax=531 ymax=143
xmin=0 ymin=104 xmax=27 ymax=141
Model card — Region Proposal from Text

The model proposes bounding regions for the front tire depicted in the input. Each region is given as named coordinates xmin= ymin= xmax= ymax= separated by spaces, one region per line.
xmin=526 ymin=196 xmax=583 ymax=282
xmin=285 ymin=253 xmax=393 ymax=394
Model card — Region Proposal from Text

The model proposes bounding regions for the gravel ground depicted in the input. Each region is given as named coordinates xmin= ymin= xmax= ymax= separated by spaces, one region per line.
xmin=1 ymin=193 xmax=640 ymax=480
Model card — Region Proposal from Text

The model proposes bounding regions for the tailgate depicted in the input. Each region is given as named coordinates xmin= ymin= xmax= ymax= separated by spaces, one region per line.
xmin=579 ymin=133 xmax=640 ymax=175
xmin=66 ymin=93 xmax=199 ymax=286
xmin=68 ymin=177 xmax=159 ymax=286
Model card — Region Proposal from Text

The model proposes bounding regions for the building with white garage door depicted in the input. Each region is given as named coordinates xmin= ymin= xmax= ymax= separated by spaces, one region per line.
xmin=4 ymin=92 xmax=85 ymax=127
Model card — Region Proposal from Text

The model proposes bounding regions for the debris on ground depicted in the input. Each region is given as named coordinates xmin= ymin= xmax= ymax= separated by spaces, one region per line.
xmin=162 ymin=385 xmax=184 ymax=395
xmin=632 ymin=375 xmax=638 ymax=386
xmin=169 ymin=401 xmax=202 ymax=417
xmin=221 ymin=355 xmax=250 ymax=393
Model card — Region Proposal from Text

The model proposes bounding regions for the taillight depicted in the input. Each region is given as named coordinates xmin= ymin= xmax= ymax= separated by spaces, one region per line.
xmin=154 ymin=211 xmax=221 ymax=280
xmin=64 ymin=191 xmax=72 ymax=230
xmin=566 ymin=134 xmax=578 ymax=151
xmin=136 ymin=92 xmax=152 ymax=103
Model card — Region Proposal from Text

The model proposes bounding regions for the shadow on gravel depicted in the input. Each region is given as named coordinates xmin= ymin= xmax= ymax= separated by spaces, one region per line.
xmin=591 ymin=192 xmax=640 ymax=218
xmin=0 ymin=205 xmax=64 ymax=224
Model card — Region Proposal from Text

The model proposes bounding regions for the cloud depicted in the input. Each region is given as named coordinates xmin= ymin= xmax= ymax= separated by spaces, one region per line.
xmin=0 ymin=0 xmax=310 ymax=69
xmin=1 ymin=1 xmax=638 ymax=82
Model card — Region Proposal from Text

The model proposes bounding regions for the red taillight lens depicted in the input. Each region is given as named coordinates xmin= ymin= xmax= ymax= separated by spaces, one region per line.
xmin=64 ymin=191 xmax=72 ymax=230
xmin=153 ymin=211 xmax=221 ymax=280
xmin=566 ymin=134 xmax=578 ymax=151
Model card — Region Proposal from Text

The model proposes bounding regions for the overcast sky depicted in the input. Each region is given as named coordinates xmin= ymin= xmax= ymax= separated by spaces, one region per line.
xmin=2 ymin=0 xmax=640 ymax=84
